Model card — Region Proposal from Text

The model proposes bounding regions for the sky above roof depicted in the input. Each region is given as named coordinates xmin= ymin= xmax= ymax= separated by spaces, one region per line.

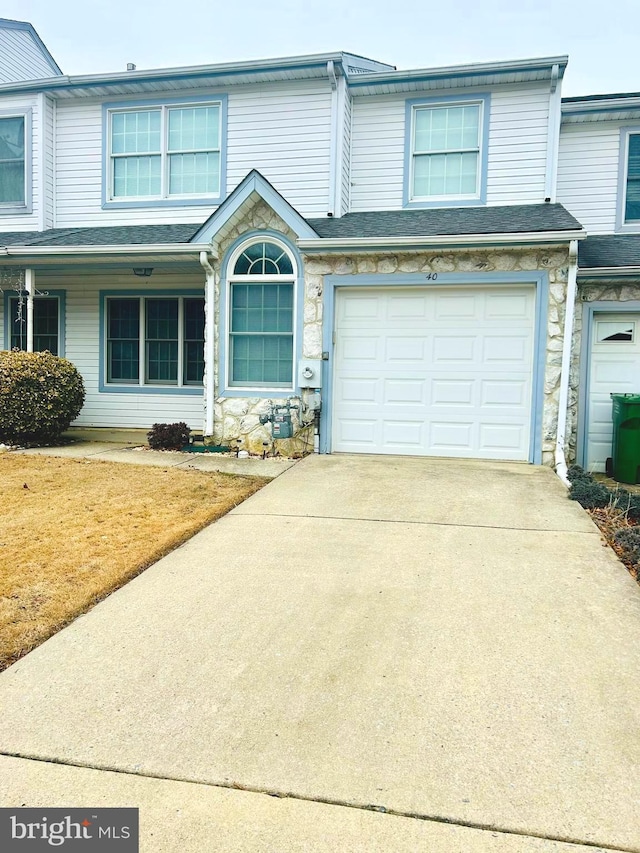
xmin=4 ymin=0 xmax=634 ymax=97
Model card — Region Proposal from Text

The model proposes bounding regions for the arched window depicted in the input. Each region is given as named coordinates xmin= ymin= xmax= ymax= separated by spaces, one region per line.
xmin=228 ymin=239 xmax=296 ymax=388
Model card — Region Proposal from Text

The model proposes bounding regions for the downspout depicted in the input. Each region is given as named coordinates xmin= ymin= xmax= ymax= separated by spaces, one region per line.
xmin=199 ymin=250 xmax=217 ymax=437
xmin=544 ymin=63 xmax=561 ymax=203
xmin=327 ymin=60 xmax=339 ymax=217
xmin=25 ymin=268 xmax=34 ymax=353
xmin=555 ymin=239 xmax=579 ymax=486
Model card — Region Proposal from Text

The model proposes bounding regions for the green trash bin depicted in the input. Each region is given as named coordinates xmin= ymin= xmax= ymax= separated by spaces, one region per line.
xmin=610 ymin=393 xmax=640 ymax=484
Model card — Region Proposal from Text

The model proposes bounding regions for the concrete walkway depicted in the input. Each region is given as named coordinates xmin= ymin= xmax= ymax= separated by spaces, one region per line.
xmin=1 ymin=454 xmax=639 ymax=852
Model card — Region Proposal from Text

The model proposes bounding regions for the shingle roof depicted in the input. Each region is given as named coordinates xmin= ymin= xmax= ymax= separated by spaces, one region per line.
xmin=0 ymin=204 xmax=582 ymax=252
xmin=307 ymin=204 xmax=581 ymax=238
xmin=579 ymin=235 xmax=640 ymax=269
xmin=0 ymin=224 xmax=201 ymax=247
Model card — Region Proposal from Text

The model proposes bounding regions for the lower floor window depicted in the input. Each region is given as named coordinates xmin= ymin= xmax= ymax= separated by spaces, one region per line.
xmin=9 ymin=295 xmax=60 ymax=354
xmin=229 ymin=282 xmax=293 ymax=386
xmin=106 ymin=295 xmax=204 ymax=386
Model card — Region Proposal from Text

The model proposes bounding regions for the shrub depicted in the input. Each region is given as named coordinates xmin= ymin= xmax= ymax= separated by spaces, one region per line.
xmin=613 ymin=489 xmax=640 ymax=523
xmin=613 ymin=527 xmax=640 ymax=566
xmin=567 ymin=464 xmax=594 ymax=484
xmin=147 ymin=422 xmax=190 ymax=451
xmin=568 ymin=478 xmax=611 ymax=510
xmin=0 ymin=350 xmax=85 ymax=445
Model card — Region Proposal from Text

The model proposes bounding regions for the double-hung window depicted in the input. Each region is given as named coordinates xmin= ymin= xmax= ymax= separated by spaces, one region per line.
xmin=622 ymin=130 xmax=640 ymax=225
xmin=0 ymin=112 xmax=29 ymax=211
xmin=408 ymin=99 xmax=485 ymax=204
xmin=7 ymin=294 xmax=61 ymax=354
xmin=107 ymin=101 xmax=223 ymax=203
xmin=228 ymin=240 xmax=296 ymax=389
xmin=105 ymin=295 xmax=204 ymax=388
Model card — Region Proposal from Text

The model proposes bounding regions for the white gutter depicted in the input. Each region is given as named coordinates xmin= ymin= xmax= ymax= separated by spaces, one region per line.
xmin=0 ymin=243 xmax=211 ymax=256
xmin=199 ymin=251 xmax=217 ymax=438
xmin=578 ymin=266 xmax=640 ymax=278
xmin=25 ymin=268 xmax=34 ymax=353
xmin=555 ymin=239 xmax=579 ymax=487
xmin=298 ymin=229 xmax=586 ymax=251
xmin=544 ymin=64 xmax=561 ymax=202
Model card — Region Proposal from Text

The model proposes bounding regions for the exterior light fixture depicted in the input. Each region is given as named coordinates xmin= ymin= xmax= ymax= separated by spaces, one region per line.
xmin=133 ymin=268 xmax=153 ymax=277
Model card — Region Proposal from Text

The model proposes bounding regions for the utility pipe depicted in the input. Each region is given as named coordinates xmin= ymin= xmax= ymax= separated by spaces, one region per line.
xmin=555 ymin=239 xmax=579 ymax=486
xmin=25 ymin=267 xmax=34 ymax=353
xmin=199 ymin=250 xmax=217 ymax=438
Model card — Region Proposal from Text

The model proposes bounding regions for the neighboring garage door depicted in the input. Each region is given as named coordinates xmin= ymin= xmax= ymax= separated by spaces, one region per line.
xmin=586 ymin=313 xmax=640 ymax=472
xmin=332 ymin=285 xmax=536 ymax=460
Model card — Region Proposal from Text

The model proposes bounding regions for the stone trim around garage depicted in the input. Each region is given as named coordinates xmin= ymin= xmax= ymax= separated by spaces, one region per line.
xmin=206 ymin=202 xmax=570 ymax=463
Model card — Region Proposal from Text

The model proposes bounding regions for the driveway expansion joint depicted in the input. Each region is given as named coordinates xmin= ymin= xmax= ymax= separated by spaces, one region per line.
xmin=0 ymin=752 xmax=632 ymax=853
xmin=228 ymin=511 xmax=601 ymax=535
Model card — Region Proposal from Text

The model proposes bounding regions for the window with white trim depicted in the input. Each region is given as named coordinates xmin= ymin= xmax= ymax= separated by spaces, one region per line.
xmin=0 ymin=114 xmax=27 ymax=209
xmin=228 ymin=240 xmax=295 ymax=388
xmin=105 ymin=295 xmax=204 ymax=386
xmin=624 ymin=132 xmax=640 ymax=224
xmin=8 ymin=294 xmax=60 ymax=354
xmin=410 ymin=102 xmax=482 ymax=201
xmin=108 ymin=103 xmax=222 ymax=201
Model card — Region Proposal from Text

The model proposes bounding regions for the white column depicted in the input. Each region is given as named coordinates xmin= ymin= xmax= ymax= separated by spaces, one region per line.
xmin=25 ymin=268 xmax=35 ymax=353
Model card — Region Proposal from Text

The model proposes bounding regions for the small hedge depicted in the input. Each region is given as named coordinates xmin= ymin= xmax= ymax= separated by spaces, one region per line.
xmin=568 ymin=465 xmax=640 ymax=520
xmin=0 ymin=350 xmax=85 ymax=445
xmin=614 ymin=527 xmax=640 ymax=567
xmin=147 ymin=422 xmax=190 ymax=451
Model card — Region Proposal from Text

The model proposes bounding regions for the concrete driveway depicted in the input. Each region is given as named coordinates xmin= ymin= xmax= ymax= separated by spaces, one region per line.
xmin=1 ymin=454 xmax=639 ymax=852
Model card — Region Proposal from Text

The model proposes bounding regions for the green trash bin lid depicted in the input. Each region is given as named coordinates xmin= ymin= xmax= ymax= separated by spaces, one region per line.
xmin=610 ymin=393 xmax=640 ymax=402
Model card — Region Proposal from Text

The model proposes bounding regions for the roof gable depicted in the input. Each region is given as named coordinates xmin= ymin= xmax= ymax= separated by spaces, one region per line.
xmin=191 ymin=171 xmax=319 ymax=244
xmin=0 ymin=18 xmax=62 ymax=82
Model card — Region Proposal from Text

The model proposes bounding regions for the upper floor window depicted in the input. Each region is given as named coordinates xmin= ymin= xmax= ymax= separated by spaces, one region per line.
xmin=0 ymin=112 xmax=30 ymax=212
xmin=405 ymin=96 xmax=489 ymax=208
xmin=623 ymin=131 xmax=640 ymax=224
xmin=227 ymin=240 xmax=296 ymax=389
xmin=105 ymin=100 xmax=224 ymax=205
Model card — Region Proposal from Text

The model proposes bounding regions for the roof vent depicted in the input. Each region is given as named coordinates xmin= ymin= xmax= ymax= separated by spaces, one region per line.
xmin=126 ymin=63 xmax=136 ymax=71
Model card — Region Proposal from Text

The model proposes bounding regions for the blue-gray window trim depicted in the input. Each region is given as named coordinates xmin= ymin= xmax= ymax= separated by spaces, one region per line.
xmin=319 ymin=271 xmax=548 ymax=463
xmin=101 ymin=94 xmax=227 ymax=210
xmin=219 ymin=231 xmax=305 ymax=398
xmin=403 ymin=93 xmax=491 ymax=209
xmin=616 ymin=126 xmax=640 ymax=232
xmin=0 ymin=107 xmax=33 ymax=215
xmin=3 ymin=288 xmax=65 ymax=354
xmin=99 ymin=289 xmax=204 ymax=395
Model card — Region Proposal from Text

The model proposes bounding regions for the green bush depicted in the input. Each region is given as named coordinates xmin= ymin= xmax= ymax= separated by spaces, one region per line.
xmin=0 ymin=350 xmax=85 ymax=445
xmin=568 ymin=478 xmax=611 ymax=510
xmin=613 ymin=526 xmax=640 ymax=565
xmin=613 ymin=489 xmax=640 ymax=523
xmin=147 ymin=422 xmax=190 ymax=451
xmin=567 ymin=464 xmax=594 ymax=484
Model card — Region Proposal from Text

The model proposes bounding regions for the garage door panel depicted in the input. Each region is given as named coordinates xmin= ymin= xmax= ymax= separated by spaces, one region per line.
xmin=333 ymin=286 xmax=535 ymax=460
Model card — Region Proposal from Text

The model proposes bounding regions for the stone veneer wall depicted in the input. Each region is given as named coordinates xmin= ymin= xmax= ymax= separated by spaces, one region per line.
xmin=207 ymin=202 xmax=570 ymax=464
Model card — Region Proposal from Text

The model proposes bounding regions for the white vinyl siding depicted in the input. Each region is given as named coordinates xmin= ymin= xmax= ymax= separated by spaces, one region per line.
xmin=556 ymin=123 xmax=621 ymax=235
xmin=54 ymin=81 xmax=332 ymax=227
xmin=14 ymin=269 xmax=205 ymax=430
xmin=350 ymin=83 xmax=550 ymax=211
xmin=43 ymin=96 xmax=55 ymax=229
xmin=0 ymin=94 xmax=39 ymax=230
xmin=0 ymin=27 xmax=59 ymax=84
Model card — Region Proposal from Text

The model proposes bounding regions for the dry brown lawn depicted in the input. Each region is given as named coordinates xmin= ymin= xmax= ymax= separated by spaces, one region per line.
xmin=0 ymin=454 xmax=267 ymax=671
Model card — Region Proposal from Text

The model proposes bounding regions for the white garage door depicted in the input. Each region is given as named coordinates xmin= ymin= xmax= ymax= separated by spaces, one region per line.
xmin=332 ymin=286 xmax=536 ymax=460
xmin=586 ymin=313 xmax=640 ymax=472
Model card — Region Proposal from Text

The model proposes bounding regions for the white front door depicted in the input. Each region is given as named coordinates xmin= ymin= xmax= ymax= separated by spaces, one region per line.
xmin=586 ymin=313 xmax=640 ymax=472
xmin=332 ymin=285 xmax=536 ymax=460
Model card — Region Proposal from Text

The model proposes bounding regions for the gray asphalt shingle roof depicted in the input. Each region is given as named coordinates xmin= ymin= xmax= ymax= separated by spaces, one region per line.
xmin=307 ymin=204 xmax=581 ymax=238
xmin=579 ymin=235 xmax=640 ymax=269
xmin=0 ymin=224 xmax=200 ymax=247
xmin=0 ymin=204 xmax=581 ymax=251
